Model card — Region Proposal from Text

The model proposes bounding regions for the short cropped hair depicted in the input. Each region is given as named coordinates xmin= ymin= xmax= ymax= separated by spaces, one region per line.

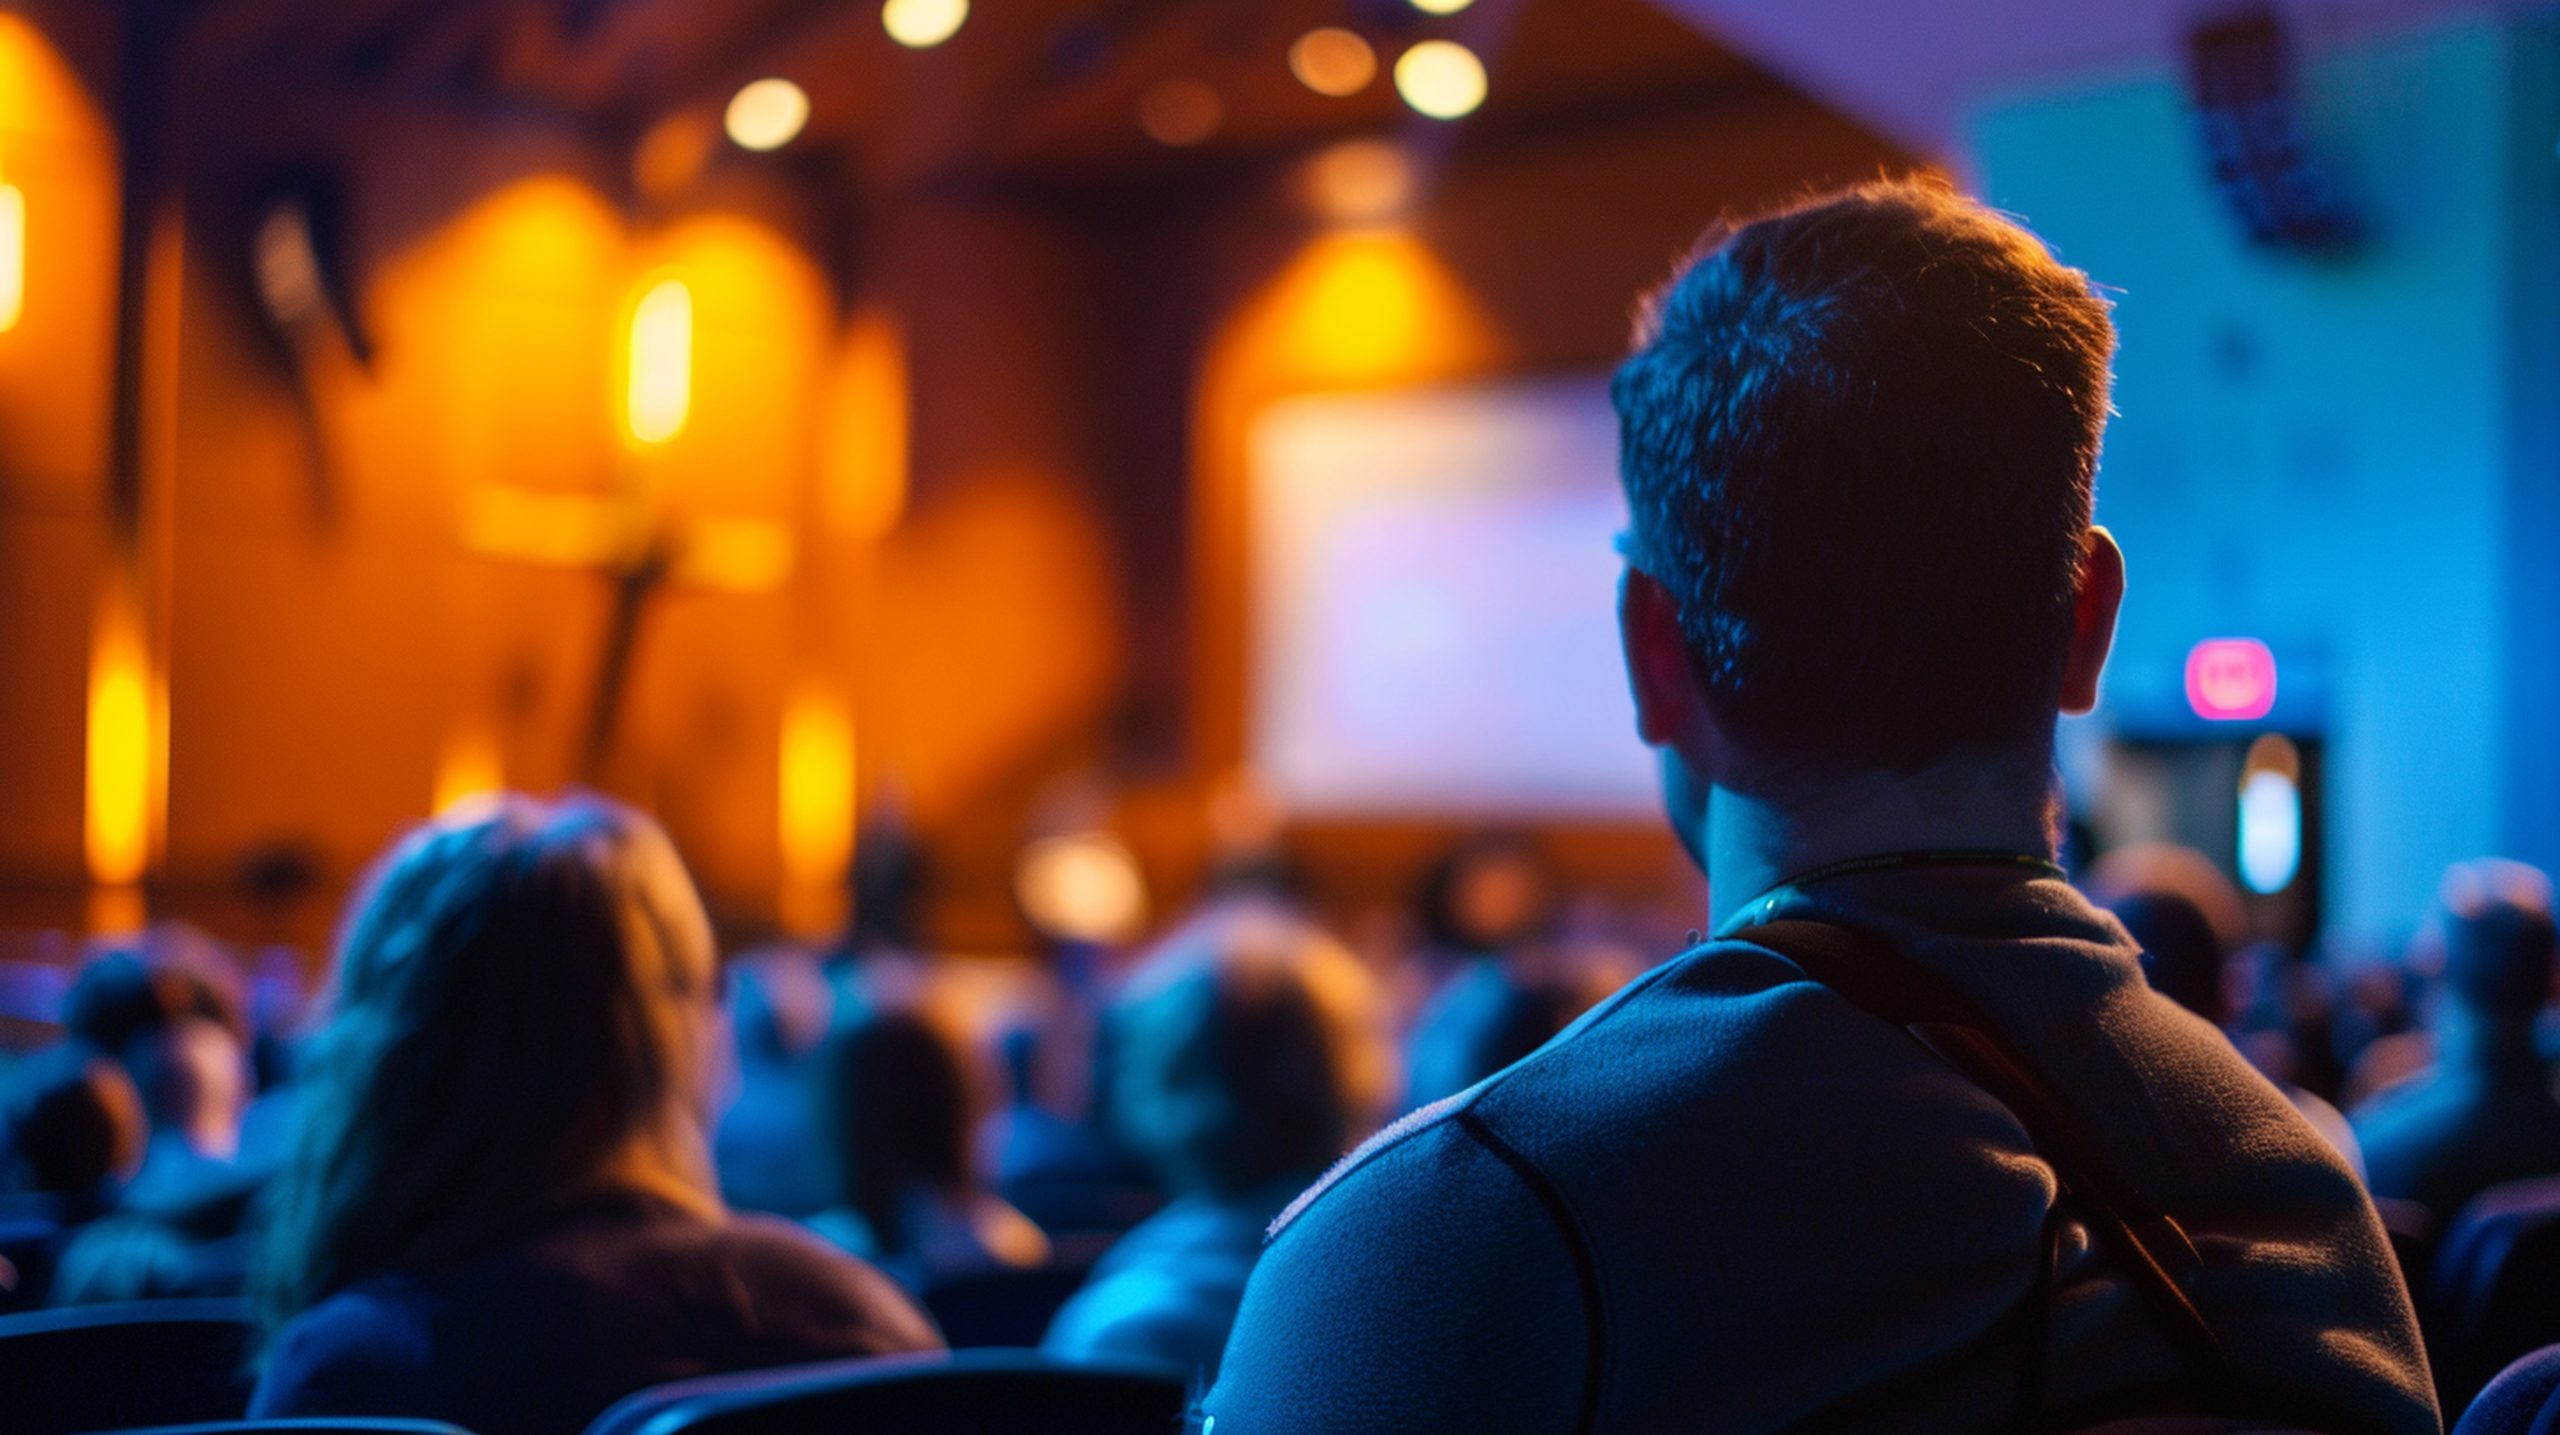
xmin=1614 ymin=178 xmax=2116 ymax=774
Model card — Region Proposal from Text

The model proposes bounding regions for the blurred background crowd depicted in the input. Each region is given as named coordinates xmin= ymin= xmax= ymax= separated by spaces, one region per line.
xmin=7 ymin=0 xmax=2560 ymax=1424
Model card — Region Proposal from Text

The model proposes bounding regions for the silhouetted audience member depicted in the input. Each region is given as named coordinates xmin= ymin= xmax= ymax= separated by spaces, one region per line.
xmin=123 ymin=1014 xmax=253 ymax=1208
xmin=807 ymin=1003 xmax=1049 ymax=1293
xmin=60 ymin=926 xmax=253 ymax=1102
xmin=1403 ymin=951 xmax=1618 ymax=1109
xmin=1395 ymin=835 xmax=1565 ymax=1069
xmin=1045 ymin=902 xmax=1391 ymax=1377
xmin=51 ymin=1014 xmax=263 ymax=1304
xmin=2355 ymin=860 xmax=2560 ymax=1228
xmin=1409 ymin=836 xmax=1558 ymax=966
xmin=249 ymin=795 xmax=939 ymax=1435
xmin=2089 ymin=842 xmax=2351 ymax=1099
xmin=1 ymin=1046 xmax=143 ymax=1215
xmin=0 ymin=1047 xmax=143 ymax=1308
xmin=977 ymin=1023 xmax=1161 ymax=1243
xmin=2110 ymin=888 xmax=2363 ymax=1175
xmin=1200 ymin=181 xmax=2432 ymax=1432
xmin=714 ymin=947 xmax=837 ymax=1217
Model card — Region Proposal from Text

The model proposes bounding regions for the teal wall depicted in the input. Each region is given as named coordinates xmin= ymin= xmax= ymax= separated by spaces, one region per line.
xmin=1972 ymin=17 xmax=2560 ymax=943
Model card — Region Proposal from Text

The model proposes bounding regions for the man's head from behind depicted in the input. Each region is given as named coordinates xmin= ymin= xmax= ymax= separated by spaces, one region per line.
xmin=1614 ymin=179 xmax=2122 ymax=817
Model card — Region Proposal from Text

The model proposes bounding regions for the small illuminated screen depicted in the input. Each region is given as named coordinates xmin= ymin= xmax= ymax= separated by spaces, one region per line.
xmin=1247 ymin=377 xmax=1654 ymax=814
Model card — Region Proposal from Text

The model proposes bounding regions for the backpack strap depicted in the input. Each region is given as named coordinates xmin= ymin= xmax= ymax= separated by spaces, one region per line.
xmin=1733 ymin=919 xmax=2238 ymax=1420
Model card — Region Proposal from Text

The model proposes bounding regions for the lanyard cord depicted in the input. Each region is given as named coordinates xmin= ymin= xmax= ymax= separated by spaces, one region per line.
xmin=1729 ymin=849 xmax=2067 ymax=930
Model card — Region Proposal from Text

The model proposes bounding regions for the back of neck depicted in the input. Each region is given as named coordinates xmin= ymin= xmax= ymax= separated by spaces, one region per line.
xmin=1704 ymin=761 xmax=2061 ymax=932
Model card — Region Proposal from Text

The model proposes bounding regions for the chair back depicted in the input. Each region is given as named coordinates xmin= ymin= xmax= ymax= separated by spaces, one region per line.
xmin=0 ymin=1296 xmax=255 ymax=1434
xmin=2452 ymin=1343 xmax=2560 ymax=1435
xmin=2432 ymin=1176 xmax=2560 ymax=1411
xmin=0 ymin=1214 xmax=63 ymax=1312
xmin=583 ymin=1349 xmax=1188 ymax=1435
xmin=108 ymin=1411 xmax=476 ymax=1422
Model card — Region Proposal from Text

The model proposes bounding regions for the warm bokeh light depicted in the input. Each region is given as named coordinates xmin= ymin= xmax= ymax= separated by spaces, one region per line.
xmin=85 ymin=587 xmax=156 ymax=888
xmin=882 ymin=0 xmax=969 ymax=49
xmin=252 ymin=202 xmax=325 ymax=329
xmin=780 ymin=687 xmax=857 ymax=935
xmin=635 ymin=111 xmax=719 ymax=198
xmin=431 ymin=728 xmax=504 ymax=815
xmin=1139 ymin=79 xmax=1224 ymax=147
xmin=1306 ymin=140 xmax=1415 ymax=225
xmin=1289 ymin=28 xmax=1377 ymax=98
xmin=0 ymin=183 xmax=22 ymax=333
xmin=1408 ymin=0 xmax=1477 ymax=12
xmin=87 ymin=886 xmax=144 ymax=938
xmin=824 ymin=312 xmax=911 ymax=540
xmin=626 ymin=276 xmax=693 ymax=445
xmin=1394 ymin=40 xmax=1487 ymax=120
xmin=723 ymin=78 xmax=810 ymax=151
xmin=1289 ymin=234 xmax=1457 ymax=375
xmin=1014 ymin=832 xmax=1149 ymax=945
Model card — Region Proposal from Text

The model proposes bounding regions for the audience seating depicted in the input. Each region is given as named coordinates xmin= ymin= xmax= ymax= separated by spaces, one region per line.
xmin=2429 ymin=1177 xmax=2560 ymax=1412
xmin=0 ymin=1215 xmax=55 ymax=1312
xmin=2453 ymin=1344 xmax=2560 ymax=1435
xmin=580 ymin=1348 xmax=1189 ymax=1435
xmin=920 ymin=1258 xmax=1098 ymax=1348
xmin=110 ymin=1423 xmax=474 ymax=1435
xmin=0 ymin=1297 xmax=255 ymax=1434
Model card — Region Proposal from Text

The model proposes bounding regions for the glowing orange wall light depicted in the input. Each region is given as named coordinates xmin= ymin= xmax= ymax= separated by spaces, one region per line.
xmin=778 ymin=685 xmax=856 ymax=935
xmin=431 ymin=726 xmax=505 ymax=815
xmin=84 ymin=579 xmax=161 ymax=930
xmin=823 ymin=311 xmax=910 ymax=540
xmin=625 ymin=275 xmax=693 ymax=445
xmin=0 ymin=180 xmax=24 ymax=333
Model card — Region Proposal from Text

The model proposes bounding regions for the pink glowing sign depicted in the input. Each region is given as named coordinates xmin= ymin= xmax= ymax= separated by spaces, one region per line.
xmin=2186 ymin=639 xmax=2278 ymax=722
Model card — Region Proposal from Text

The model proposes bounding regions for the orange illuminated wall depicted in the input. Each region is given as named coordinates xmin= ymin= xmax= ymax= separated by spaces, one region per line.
xmin=616 ymin=211 xmax=832 ymax=909
xmin=0 ymin=12 xmax=123 ymax=901
xmin=1193 ymin=227 xmax=1505 ymax=773
xmin=161 ymin=169 xmax=869 ymax=919
xmin=162 ymin=172 xmax=631 ymax=892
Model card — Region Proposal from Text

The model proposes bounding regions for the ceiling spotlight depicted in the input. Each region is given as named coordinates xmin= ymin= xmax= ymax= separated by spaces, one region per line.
xmin=1394 ymin=40 xmax=1486 ymax=120
xmin=724 ymin=78 xmax=809 ymax=151
xmin=1289 ymin=27 xmax=1377 ymax=98
xmin=1408 ymin=0 xmax=1477 ymax=13
xmin=882 ymin=0 xmax=969 ymax=49
xmin=1139 ymin=79 xmax=1224 ymax=147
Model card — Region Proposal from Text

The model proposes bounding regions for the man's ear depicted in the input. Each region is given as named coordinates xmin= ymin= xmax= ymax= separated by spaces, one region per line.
xmin=2059 ymin=526 xmax=2125 ymax=716
xmin=1621 ymin=568 xmax=1708 ymax=749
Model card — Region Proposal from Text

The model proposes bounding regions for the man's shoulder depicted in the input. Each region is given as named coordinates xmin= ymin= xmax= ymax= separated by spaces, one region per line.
xmin=1273 ymin=936 xmax=1900 ymax=1243
xmin=1264 ymin=1090 xmax=1484 ymax=1245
